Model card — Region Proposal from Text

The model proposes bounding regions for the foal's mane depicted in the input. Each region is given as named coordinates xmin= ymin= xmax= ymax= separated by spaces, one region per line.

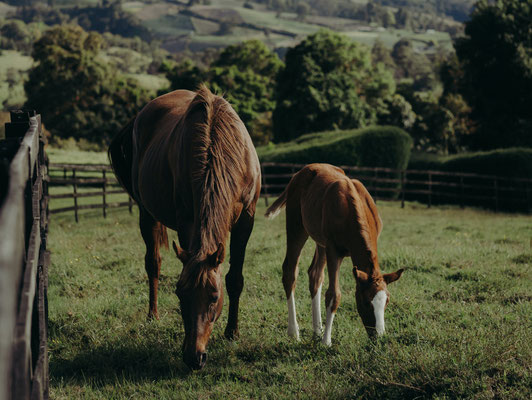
xmin=178 ymin=85 xmax=245 ymax=288
xmin=349 ymin=179 xmax=382 ymax=274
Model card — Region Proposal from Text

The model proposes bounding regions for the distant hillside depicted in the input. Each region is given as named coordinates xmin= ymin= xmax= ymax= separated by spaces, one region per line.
xmin=0 ymin=0 xmax=461 ymax=53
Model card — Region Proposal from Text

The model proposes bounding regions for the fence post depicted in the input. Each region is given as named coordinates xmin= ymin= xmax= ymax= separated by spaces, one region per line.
xmin=373 ymin=168 xmax=378 ymax=203
xmin=401 ymin=170 xmax=405 ymax=208
xmin=460 ymin=176 xmax=464 ymax=209
xmin=261 ymin=164 xmax=268 ymax=207
xmin=102 ymin=170 xmax=107 ymax=218
xmin=73 ymin=168 xmax=78 ymax=223
xmin=128 ymin=196 xmax=133 ymax=214
xmin=428 ymin=172 xmax=432 ymax=208
xmin=494 ymin=178 xmax=499 ymax=212
xmin=63 ymin=168 xmax=66 ymax=179
xmin=526 ymin=181 xmax=530 ymax=213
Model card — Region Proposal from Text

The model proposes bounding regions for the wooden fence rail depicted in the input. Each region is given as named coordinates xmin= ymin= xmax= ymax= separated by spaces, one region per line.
xmin=0 ymin=111 xmax=49 ymax=400
xmin=48 ymin=163 xmax=133 ymax=222
xmin=48 ymin=161 xmax=532 ymax=221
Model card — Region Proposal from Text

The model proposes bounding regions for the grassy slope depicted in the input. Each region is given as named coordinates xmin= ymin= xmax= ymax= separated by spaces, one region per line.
xmin=48 ymin=194 xmax=532 ymax=398
xmin=120 ymin=0 xmax=451 ymax=51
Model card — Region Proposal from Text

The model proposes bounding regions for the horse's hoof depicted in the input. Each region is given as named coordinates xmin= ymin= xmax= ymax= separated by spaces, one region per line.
xmin=224 ymin=328 xmax=239 ymax=340
xmin=147 ymin=312 xmax=159 ymax=320
xmin=287 ymin=328 xmax=300 ymax=341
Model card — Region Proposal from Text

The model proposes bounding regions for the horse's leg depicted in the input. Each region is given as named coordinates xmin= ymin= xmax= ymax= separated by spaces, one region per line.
xmin=139 ymin=207 xmax=163 ymax=320
xmin=224 ymin=210 xmax=255 ymax=340
xmin=308 ymin=245 xmax=327 ymax=336
xmin=322 ymin=247 xmax=343 ymax=346
xmin=282 ymin=203 xmax=308 ymax=340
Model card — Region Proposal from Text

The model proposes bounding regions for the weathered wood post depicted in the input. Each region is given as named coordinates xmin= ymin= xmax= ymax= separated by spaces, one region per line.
xmin=73 ymin=168 xmax=78 ymax=223
xmin=1 ymin=109 xmax=50 ymax=400
xmin=401 ymin=170 xmax=406 ymax=208
xmin=428 ymin=171 xmax=432 ymax=208
xmin=460 ymin=176 xmax=464 ymax=209
xmin=494 ymin=178 xmax=499 ymax=212
xmin=261 ymin=164 xmax=268 ymax=207
xmin=102 ymin=170 xmax=107 ymax=218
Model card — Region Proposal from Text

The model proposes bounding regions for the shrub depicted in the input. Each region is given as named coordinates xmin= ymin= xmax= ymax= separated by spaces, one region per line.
xmin=407 ymin=148 xmax=532 ymax=211
xmin=409 ymin=148 xmax=532 ymax=179
xmin=258 ymin=126 xmax=412 ymax=170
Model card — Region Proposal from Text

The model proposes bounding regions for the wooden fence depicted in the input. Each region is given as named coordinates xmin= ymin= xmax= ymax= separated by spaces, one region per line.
xmin=48 ymin=160 xmax=531 ymax=219
xmin=48 ymin=163 xmax=133 ymax=222
xmin=261 ymin=162 xmax=532 ymax=212
xmin=0 ymin=111 xmax=49 ymax=400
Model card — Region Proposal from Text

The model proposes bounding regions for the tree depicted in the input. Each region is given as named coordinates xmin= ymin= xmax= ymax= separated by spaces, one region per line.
xmin=25 ymin=25 xmax=150 ymax=144
xmin=454 ymin=0 xmax=532 ymax=148
xmin=162 ymin=40 xmax=283 ymax=144
xmin=392 ymin=39 xmax=436 ymax=90
xmin=273 ymin=29 xmax=395 ymax=142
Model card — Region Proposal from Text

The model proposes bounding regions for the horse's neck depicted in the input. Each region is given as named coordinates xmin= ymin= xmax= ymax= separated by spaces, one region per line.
xmin=351 ymin=247 xmax=381 ymax=278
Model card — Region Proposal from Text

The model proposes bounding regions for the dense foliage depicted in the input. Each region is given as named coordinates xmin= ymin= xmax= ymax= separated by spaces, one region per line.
xmin=24 ymin=25 xmax=151 ymax=145
xmin=273 ymin=30 xmax=395 ymax=142
xmin=259 ymin=126 xmax=412 ymax=171
xmin=452 ymin=0 xmax=532 ymax=149
xmin=162 ymin=40 xmax=283 ymax=144
xmin=410 ymin=148 xmax=532 ymax=179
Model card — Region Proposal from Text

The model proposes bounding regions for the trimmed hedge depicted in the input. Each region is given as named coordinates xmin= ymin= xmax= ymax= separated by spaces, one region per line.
xmin=258 ymin=126 xmax=413 ymax=170
xmin=408 ymin=148 xmax=532 ymax=179
xmin=407 ymin=148 xmax=532 ymax=211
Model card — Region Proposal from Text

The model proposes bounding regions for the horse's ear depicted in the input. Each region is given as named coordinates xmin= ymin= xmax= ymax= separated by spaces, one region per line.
xmin=383 ymin=268 xmax=404 ymax=285
xmin=353 ymin=266 xmax=370 ymax=284
xmin=208 ymin=243 xmax=225 ymax=267
xmin=172 ymin=240 xmax=190 ymax=264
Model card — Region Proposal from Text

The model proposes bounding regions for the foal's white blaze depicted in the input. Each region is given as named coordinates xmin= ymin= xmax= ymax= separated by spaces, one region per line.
xmin=287 ymin=291 xmax=300 ymax=340
xmin=372 ymin=290 xmax=387 ymax=336
xmin=312 ymin=284 xmax=322 ymax=335
xmin=322 ymin=299 xmax=335 ymax=346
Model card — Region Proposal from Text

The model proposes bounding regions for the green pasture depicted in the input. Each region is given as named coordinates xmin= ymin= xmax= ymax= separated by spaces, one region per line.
xmin=48 ymin=191 xmax=532 ymax=398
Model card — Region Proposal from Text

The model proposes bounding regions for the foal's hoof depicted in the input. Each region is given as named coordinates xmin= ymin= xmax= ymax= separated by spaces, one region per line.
xmin=224 ymin=327 xmax=239 ymax=340
xmin=147 ymin=311 xmax=159 ymax=320
xmin=287 ymin=328 xmax=300 ymax=341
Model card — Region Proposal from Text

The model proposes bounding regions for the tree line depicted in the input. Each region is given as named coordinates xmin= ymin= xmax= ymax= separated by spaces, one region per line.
xmin=20 ymin=0 xmax=532 ymax=153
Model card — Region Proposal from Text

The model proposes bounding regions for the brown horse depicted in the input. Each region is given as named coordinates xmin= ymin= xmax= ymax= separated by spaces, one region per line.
xmin=109 ymin=86 xmax=261 ymax=369
xmin=265 ymin=163 xmax=403 ymax=345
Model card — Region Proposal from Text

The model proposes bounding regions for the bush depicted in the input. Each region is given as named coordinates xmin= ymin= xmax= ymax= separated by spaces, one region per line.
xmin=409 ymin=148 xmax=532 ymax=179
xmin=258 ymin=126 xmax=412 ymax=170
xmin=407 ymin=148 xmax=532 ymax=211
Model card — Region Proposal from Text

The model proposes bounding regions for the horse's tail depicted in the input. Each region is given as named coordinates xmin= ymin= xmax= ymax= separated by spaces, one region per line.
xmin=108 ymin=117 xmax=135 ymax=196
xmin=265 ymin=188 xmax=288 ymax=219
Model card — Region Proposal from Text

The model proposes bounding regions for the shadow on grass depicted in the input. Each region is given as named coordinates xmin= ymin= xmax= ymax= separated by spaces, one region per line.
xmin=49 ymin=337 xmax=191 ymax=386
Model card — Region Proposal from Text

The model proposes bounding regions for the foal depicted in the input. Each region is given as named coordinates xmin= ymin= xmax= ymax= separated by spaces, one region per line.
xmin=265 ymin=163 xmax=403 ymax=345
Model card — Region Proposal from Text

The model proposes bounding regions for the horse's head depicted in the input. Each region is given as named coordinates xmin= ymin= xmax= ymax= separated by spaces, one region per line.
xmin=173 ymin=241 xmax=225 ymax=370
xmin=352 ymin=267 xmax=404 ymax=338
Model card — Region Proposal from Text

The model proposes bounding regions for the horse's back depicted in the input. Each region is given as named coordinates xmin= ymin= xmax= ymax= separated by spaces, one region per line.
xmin=291 ymin=164 xmax=377 ymax=252
xmin=134 ymin=88 xmax=260 ymax=232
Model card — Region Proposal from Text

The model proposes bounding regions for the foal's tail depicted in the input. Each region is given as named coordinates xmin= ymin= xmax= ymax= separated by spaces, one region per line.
xmin=108 ymin=116 xmax=135 ymax=196
xmin=264 ymin=188 xmax=288 ymax=219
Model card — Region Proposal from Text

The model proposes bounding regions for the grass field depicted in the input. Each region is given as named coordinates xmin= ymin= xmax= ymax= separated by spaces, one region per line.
xmin=47 ymin=196 xmax=532 ymax=399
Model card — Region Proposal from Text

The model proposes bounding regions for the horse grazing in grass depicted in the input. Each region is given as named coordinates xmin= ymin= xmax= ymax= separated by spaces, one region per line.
xmin=109 ymin=86 xmax=261 ymax=369
xmin=265 ymin=163 xmax=403 ymax=345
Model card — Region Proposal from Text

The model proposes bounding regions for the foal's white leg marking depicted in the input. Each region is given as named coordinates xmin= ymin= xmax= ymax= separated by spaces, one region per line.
xmin=322 ymin=299 xmax=335 ymax=346
xmin=312 ymin=284 xmax=322 ymax=335
xmin=287 ymin=291 xmax=300 ymax=340
xmin=372 ymin=290 xmax=387 ymax=336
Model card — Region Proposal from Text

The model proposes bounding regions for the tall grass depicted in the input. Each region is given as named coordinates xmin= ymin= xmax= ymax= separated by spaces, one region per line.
xmin=48 ymin=201 xmax=532 ymax=399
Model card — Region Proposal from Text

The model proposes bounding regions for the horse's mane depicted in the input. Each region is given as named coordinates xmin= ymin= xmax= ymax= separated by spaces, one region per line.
xmin=178 ymin=85 xmax=246 ymax=287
